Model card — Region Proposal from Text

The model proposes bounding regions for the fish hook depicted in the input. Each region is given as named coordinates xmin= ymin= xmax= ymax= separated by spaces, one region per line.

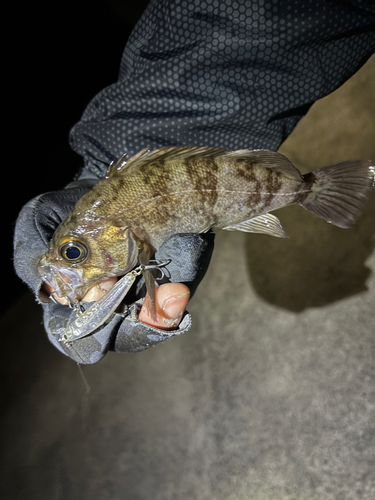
xmin=140 ymin=259 xmax=171 ymax=281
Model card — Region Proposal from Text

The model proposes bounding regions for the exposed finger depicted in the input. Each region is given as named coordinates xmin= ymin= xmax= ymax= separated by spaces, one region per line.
xmin=139 ymin=282 xmax=190 ymax=330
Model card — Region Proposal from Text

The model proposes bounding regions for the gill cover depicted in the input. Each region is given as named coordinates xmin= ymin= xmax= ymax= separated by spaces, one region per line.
xmin=96 ymin=226 xmax=140 ymax=275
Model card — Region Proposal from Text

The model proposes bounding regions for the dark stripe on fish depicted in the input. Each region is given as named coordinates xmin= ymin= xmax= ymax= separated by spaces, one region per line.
xmin=185 ymin=157 xmax=219 ymax=207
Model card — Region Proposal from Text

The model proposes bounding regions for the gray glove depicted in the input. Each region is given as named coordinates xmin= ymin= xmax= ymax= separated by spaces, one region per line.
xmin=13 ymin=181 xmax=214 ymax=364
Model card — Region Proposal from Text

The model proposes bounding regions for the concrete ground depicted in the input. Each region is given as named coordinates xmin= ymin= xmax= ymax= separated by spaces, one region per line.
xmin=2 ymin=56 xmax=374 ymax=500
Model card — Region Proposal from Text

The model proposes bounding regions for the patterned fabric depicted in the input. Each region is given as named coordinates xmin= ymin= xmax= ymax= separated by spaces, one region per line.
xmin=70 ymin=0 xmax=375 ymax=180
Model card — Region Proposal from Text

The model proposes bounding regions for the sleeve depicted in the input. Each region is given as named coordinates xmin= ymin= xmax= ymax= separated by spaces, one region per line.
xmin=69 ymin=0 xmax=375 ymax=180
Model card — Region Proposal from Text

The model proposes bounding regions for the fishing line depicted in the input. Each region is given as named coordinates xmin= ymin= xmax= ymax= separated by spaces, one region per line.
xmin=77 ymin=363 xmax=92 ymax=433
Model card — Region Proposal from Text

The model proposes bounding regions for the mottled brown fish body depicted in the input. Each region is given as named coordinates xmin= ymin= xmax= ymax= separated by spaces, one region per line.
xmin=39 ymin=146 xmax=374 ymax=303
xmin=77 ymin=148 xmax=306 ymax=249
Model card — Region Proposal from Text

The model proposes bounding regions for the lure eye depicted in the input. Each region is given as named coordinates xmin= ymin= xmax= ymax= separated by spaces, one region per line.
xmin=59 ymin=240 xmax=88 ymax=263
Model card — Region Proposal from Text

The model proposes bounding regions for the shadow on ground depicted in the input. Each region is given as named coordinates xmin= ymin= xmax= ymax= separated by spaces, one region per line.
xmin=245 ymin=55 xmax=375 ymax=312
xmin=245 ymin=194 xmax=375 ymax=312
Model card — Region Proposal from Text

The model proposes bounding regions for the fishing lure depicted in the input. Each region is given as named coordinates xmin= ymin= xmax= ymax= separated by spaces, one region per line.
xmin=54 ymin=261 xmax=169 ymax=344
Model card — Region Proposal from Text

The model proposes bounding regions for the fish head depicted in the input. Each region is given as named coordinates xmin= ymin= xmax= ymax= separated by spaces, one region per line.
xmin=38 ymin=220 xmax=140 ymax=303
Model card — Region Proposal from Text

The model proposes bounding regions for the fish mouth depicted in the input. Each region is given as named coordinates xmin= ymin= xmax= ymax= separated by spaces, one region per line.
xmin=38 ymin=256 xmax=85 ymax=303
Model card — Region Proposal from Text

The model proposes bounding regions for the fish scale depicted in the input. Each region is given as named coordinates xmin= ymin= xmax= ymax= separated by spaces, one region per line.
xmin=38 ymin=146 xmax=374 ymax=309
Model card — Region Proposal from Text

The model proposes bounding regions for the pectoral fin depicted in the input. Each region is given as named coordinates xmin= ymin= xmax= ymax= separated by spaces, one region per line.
xmin=222 ymin=213 xmax=288 ymax=238
xmin=139 ymin=250 xmax=157 ymax=321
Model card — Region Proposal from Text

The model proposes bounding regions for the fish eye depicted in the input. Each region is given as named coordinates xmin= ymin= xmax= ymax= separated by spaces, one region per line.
xmin=59 ymin=239 xmax=88 ymax=263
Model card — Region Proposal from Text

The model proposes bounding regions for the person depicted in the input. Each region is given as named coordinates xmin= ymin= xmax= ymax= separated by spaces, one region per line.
xmin=13 ymin=0 xmax=375 ymax=364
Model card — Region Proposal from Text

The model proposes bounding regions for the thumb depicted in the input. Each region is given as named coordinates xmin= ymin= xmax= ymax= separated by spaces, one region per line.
xmin=138 ymin=282 xmax=190 ymax=330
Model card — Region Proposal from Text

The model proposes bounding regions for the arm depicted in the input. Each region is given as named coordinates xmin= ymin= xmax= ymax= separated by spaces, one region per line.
xmin=14 ymin=0 xmax=375 ymax=364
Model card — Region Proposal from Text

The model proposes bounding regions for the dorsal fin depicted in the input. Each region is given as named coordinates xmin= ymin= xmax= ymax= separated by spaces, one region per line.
xmin=105 ymin=148 xmax=152 ymax=177
xmin=125 ymin=147 xmax=152 ymax=167
xmin=127 ymin=146 xmax=229 ymax=166
xmin=107 ymin=147 xmax=302 ymax=181
xmin=222 ymin=149 xmax=302 ymax=181
xmin=105 ymin=153 xmax=128 ymax=177
xmin=108 ymin=146 xmax=230 ymax=177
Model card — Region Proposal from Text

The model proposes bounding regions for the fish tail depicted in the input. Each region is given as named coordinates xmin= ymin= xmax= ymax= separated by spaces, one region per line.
xmin=300 ymin=160 xmax=375 ymax=228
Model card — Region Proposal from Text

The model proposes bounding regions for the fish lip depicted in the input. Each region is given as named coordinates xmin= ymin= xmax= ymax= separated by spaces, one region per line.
xmin=38 ymin=256 xmax=85 ymax=302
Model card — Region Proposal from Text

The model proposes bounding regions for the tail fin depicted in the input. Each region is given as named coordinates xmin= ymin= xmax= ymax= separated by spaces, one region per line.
xmin=301 ymin=160 xmax=375 ymax=228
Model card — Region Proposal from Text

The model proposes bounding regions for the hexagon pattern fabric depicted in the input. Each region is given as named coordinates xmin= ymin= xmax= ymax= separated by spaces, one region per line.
xmin=69 ymin=0 xmax=375 ymax=180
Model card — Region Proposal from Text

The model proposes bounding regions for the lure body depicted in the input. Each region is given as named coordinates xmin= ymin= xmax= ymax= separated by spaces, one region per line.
xmin=59 ymin=268 xmax=140 ymax=343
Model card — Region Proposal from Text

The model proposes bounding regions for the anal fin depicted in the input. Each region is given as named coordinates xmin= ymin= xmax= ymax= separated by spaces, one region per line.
xmin=222 ymin=213 xmax=288 ymax=238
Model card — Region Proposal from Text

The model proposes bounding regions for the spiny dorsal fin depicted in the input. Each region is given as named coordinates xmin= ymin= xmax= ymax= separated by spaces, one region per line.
xmin=105 ymin=153 xmax=128 ymax=177
xmin=105 ymin=148 xmax=151 ymax=177
xmin=108 ymin=147 xmax=303 ymax=181
xmin=222 ymin=149 xmax=302 ymax=181
xmin=125 ymin=147 xmax=152 ymax=167
xmin=129 ymin=146 xmax=229 ymax=164
xmin=110 ymin=146 xmax=229 ymax=176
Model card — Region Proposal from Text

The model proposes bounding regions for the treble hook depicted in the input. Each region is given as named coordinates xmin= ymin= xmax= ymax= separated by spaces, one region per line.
xmin=140 ymin=259 xmax=171 ymax=281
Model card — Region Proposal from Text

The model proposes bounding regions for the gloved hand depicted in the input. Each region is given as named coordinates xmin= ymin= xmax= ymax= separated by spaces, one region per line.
xmin=13 ymin=181 xmax=215 ymax=364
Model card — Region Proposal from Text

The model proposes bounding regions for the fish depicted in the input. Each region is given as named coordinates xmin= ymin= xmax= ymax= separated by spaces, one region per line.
xmin=38 ymin=146 xmax=375 ymax=316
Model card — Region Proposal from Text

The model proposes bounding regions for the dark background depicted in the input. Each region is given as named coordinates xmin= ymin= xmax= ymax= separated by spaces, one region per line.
xmin=5 ymin=0 xmax=150 ymax=312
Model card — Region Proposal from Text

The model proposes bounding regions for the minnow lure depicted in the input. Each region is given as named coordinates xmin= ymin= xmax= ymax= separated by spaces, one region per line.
xmin=55 ymin=261 xmax=169 ymax=344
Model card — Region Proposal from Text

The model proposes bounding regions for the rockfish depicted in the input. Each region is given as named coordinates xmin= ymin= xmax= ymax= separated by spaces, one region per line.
xmin=38 ymin=146 xmax=375 ymax=309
